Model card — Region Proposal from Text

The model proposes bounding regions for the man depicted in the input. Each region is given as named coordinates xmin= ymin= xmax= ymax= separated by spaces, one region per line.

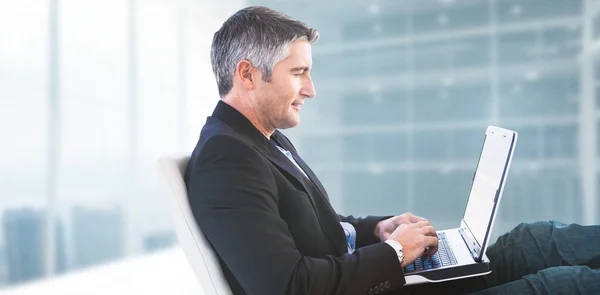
xmin=185 ymin=6 xmax=600 ymax=295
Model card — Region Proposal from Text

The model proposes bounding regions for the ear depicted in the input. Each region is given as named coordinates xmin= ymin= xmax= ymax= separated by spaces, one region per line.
xmin=235 ymin=60 xmax=255 ymax=91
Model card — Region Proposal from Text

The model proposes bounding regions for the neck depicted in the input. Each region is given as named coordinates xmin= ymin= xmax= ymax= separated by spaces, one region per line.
xmin=222 ymin=95 xmax=275 ymax=138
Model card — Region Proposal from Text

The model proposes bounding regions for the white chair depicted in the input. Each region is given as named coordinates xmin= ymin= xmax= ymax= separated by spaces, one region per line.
xmin=156 ymin=155 xmax=233 ymax=295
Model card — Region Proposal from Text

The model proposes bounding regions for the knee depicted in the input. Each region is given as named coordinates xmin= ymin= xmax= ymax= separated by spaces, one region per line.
xmin=514 ymin=220 xmax=567 ymax=234
xmin=502 ymin=221 xmax=565 ymax=244
xmin=510 ymin=221 xmax=546 ymax=239
xmin=516 ymin=220 xmax=565 ymax=230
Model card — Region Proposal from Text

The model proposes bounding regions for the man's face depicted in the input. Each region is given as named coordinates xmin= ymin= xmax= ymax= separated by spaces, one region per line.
xmin=251 ymin=39 xmax=316 ymax=130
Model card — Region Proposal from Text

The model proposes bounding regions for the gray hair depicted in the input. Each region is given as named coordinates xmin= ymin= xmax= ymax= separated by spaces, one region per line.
xmin=210 ymin=6 xmax=319 ymax=97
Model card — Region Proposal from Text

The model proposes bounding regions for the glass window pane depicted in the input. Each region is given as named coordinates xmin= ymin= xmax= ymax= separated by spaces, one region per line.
xmin=0 ymin=0 xmax=50 ymax=287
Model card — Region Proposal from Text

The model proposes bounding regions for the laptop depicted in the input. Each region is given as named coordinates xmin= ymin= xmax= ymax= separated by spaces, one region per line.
xmin=403 ymin=126 xmax=518 ymax=285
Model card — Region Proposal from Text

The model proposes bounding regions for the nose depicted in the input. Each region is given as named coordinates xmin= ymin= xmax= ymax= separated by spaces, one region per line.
xmin=300 ymin=75 xmax=316 ymax=98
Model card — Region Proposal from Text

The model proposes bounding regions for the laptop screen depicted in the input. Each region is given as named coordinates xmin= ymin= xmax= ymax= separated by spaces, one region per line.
xmin=462 ymin=129 xmax=515 ymax=247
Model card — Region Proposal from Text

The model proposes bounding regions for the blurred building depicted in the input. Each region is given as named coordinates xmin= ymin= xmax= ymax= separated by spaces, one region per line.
xmin=71 ymin=206 xmax=124 ymax=269
xmin=0 ymin=246 xmax=7 ymax=285
xmin=255 ymin=0 xmax=600 ymax=237
xmin=143 ymin=230 xmax=176 ymax=252
xmin=2 ymin=209 xmax=66 ymax=285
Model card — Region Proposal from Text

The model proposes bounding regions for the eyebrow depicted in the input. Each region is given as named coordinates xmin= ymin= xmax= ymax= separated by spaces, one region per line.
xmin=290 ymin=66 xmax=310 ymax=72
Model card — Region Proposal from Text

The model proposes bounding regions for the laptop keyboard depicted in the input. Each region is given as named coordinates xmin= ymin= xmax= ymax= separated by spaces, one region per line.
xmin=404 ymin=232 xmax=458 ymax=273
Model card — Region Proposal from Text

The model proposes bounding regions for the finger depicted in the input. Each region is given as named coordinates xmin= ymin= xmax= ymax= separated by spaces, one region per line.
xmin=407 ymin=214 xmax=427 ymax=223
xmin=414 ymin=220 xmax=431 ymax=228
xmin=394 ymin=215 xmax=412 ymax=225
xmin=425 ymin=236 xmax=439 ymax=250
xmin=420 ymin=226 xmax=437 ymax=237
xmin=426 ymin=246 xmax=438 ymax=257
xmin=424 ymin=245 xmax=438 ymax=257
xmin=392 ymin=216 xmax=407 ymax=226
xmin=382 ymin=232 xmax=391 ymax=240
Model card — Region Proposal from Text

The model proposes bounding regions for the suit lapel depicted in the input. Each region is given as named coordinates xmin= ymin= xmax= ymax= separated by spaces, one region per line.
xmin=291 ymin=153 xmax=330 ymax=202
xmin=267 ymin=135 xmax=347 ymax=255
xmin=255 ymin=143 xmax=318 ymax=212
xmin=270 ymin=131 xmax=331 ymax=203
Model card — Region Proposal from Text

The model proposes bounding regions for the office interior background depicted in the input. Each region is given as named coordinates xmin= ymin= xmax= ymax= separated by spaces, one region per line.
xmin=1 ymin=0 xmax=599 ymax=293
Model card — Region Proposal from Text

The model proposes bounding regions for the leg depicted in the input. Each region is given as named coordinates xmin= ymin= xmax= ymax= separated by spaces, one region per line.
xmin=484 ymin=221 xmax=600 ymax=287
xmin=468 ymin=266 xmax=600 ymax=295
xmin=402 ymin=266 xmax=600 ymax=295
xmin=402 ymin=221 xmax=600 ymax=295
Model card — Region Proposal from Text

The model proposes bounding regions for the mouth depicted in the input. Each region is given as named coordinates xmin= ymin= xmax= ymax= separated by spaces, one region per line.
xmin=291 ymin=101 xmax=303 ymax=109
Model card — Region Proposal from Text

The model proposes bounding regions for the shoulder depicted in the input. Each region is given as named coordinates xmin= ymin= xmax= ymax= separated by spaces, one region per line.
xmin=192 ymin=116 xmax=262 ymax=161
xmin=195 ymin=134 xmax=265 ymax=167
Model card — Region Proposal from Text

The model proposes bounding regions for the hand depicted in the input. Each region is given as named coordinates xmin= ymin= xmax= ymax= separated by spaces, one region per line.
xmin=388 ymin=220 xmax=439 ymax=267
xmin=374 ymin=212 xmax=429 ymax=242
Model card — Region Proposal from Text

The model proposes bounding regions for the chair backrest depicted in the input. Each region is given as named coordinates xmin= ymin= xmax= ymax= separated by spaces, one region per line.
xmin=156 ymin=155 xmax=233 ymax=295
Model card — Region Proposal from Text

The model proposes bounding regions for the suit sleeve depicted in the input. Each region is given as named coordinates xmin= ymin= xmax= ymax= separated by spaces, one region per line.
xmin=188 ymin=135 xmax=406 ymax=295
xmin=339 ymin=215 xmax=393 ymax=248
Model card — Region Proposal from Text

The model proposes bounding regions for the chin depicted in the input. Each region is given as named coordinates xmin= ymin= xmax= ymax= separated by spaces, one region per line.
xmin=279 ymin=122 xmax=299 ymax=129
xmin=278 ymin=117 xmax=300 ymax=129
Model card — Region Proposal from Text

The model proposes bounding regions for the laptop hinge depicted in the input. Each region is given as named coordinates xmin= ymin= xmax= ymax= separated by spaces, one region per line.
xmin=459 ymin=220 xmax=482 ymax=262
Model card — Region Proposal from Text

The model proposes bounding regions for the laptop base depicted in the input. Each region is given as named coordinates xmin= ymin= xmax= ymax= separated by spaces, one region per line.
xmin=404 ymin=255 xmax=491 ymax=285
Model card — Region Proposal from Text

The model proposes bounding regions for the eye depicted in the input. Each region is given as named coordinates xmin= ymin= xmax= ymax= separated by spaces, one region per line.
xmin=293 ymin=72 xmax=304 ymax=77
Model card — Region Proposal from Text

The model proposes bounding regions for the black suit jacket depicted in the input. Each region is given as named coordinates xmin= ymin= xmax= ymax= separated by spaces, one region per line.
xmin=185 ymin=101 xmax=406 ymax=295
